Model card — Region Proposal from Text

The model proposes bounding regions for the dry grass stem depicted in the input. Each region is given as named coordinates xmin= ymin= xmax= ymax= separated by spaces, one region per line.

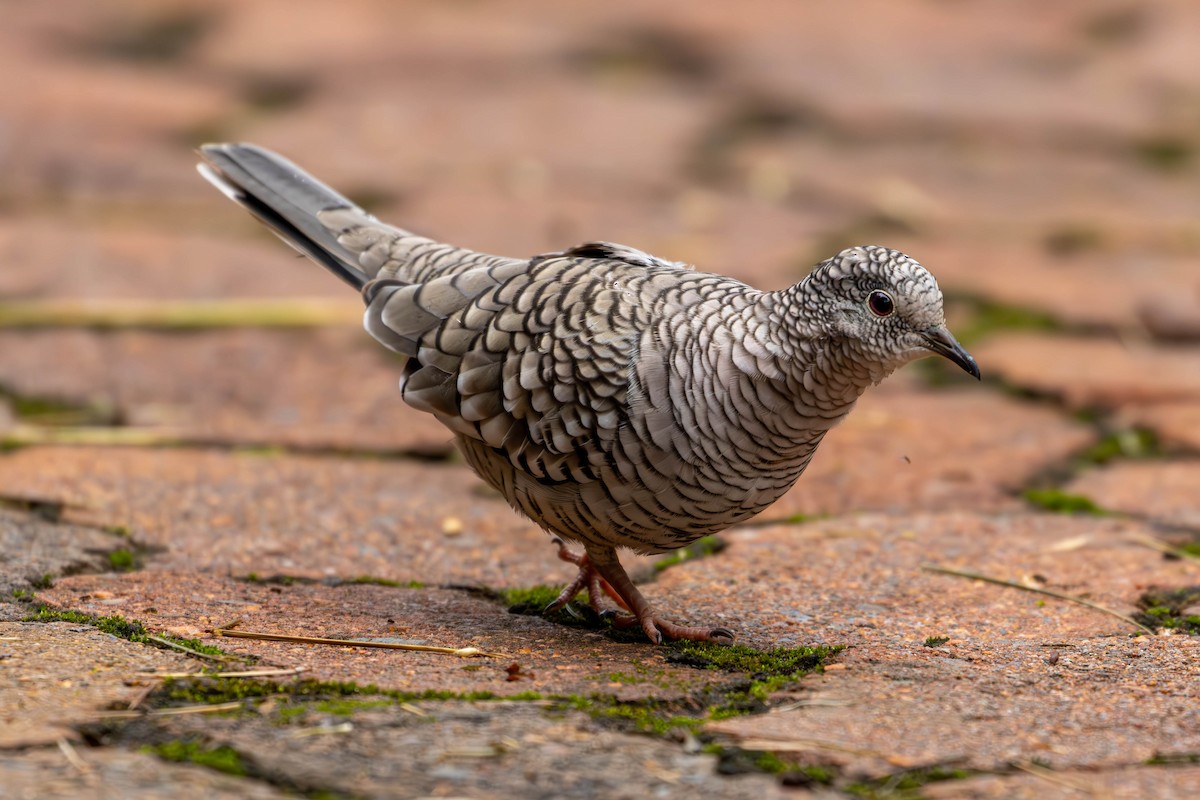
xmin=1016 ymin=761 xmax=1111 ymax=798
xmin=1126 ymin=533 xmax=1200 ymax=565
xmin=147 ymin=634 xmax=236 ymax=662
xmin=921 ymin=564 xmax=1156 ymax=635
xmin=211 ymin=626 xmax=506 ymax=658
xmin=56 ymin=738 xmax=90 ymax=773
xmin=97 ymin=700 xmax=247 ymax=720
xmin=291 ymin=722 xmax=354 ymax=738
xmin=137 ymin=666 xmax=307 ymax=680
xmin=0 ymin=298 xmax=361 ymax=329
xmin=731 ymin=736 xmax=912 ymax=766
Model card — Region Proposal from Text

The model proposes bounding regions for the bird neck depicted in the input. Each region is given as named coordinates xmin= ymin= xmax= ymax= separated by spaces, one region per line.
xmin=748 ymin=285 xmax=895 ymax=412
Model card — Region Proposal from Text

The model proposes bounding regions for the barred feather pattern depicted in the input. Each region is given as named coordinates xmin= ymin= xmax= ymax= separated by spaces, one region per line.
xmin=198 ymin=144 xmax=973 ymax=563
xmin=337 ymin=223 xmax=922 ymax=553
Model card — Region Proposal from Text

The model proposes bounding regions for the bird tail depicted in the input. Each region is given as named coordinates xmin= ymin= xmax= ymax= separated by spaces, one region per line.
xmin=197 ymin=143 xmax=381 ymax=290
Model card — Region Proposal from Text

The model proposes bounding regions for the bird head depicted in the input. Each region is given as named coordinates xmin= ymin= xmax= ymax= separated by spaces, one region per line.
xmin=803 ymin=245 xmax=980 ymax=381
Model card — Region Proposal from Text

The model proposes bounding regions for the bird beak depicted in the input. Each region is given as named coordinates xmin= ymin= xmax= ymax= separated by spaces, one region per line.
xmin=922 ymin=327 xmax=981 ymax=380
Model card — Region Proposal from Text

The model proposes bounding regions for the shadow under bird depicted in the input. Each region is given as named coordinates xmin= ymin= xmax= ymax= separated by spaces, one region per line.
xmin=198 ymin=143 xmax=980 ymax=645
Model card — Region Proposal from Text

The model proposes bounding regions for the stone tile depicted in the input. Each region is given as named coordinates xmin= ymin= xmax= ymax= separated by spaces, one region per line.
xmin=0 ymin=447 xmax=575 ymax=587
xmin=923 ymin=766 xmax=1200 ymax=800
xmin=672 ymin=512 xmax=1200 ymax=775
xmin=1066 ymin=461 xmax=1200 ymax=529
xmin=35 ymin=570 xmax=762 ymax=703
xmin=0 ymin=510 xmax=127 ymax=595
xmin=0 ymin=621 xmax=191 ymax=748
xmin=914 ymin=240 xmax=1200 ymax=333
xmin=140 ymin=704 xmax=801 ymax=800
xmin=972 ymin=334 xmax=1200 ymax=410
xmin=0 ymin=217 xmax=351 ymax=301
xmin=0 ymin=748 xmax=290 ymax=800
xmin=1122 ymin=401 xmax=1200 ymax=453
xmin=0 ymin=328 xmax=450 ymax=454
xmin=766 ymin=387 xmax=1093 ymax=519
xmin=0 ymin=1 xmax=233 ymax=205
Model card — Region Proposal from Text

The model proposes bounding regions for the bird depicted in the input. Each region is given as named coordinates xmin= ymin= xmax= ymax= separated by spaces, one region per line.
xmin=197 ymin=143 xmax=980 ymax=645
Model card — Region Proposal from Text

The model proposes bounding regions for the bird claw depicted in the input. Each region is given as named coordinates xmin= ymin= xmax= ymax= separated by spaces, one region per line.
xmin=544 ymin=598 xmax=584 ymax=620
xmin=708 ymin=627 xmax=736 ymax=644
xmin=644 ymin=617 xmax=737 ymax=645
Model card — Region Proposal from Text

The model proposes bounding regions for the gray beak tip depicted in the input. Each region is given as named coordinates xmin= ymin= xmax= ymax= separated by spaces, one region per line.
xmin=923 ymin=327 xmax=980 ymax=381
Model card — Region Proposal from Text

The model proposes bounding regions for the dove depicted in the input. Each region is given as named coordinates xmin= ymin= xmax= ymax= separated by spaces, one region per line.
xmin=198 ymin=143 xmax=979 ymax=644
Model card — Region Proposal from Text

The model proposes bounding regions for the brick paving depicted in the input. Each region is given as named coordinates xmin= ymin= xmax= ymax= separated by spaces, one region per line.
xmin=3 ymin=1 xmax=1199 ymax=797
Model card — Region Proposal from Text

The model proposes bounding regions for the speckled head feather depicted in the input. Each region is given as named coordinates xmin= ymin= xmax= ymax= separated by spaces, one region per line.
xmin=795 ymin=245 xmax=971 ymax=383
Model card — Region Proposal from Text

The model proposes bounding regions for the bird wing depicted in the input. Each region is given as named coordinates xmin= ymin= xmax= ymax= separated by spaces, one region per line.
xmin=368 ymin=242 xmax=681 ymax=485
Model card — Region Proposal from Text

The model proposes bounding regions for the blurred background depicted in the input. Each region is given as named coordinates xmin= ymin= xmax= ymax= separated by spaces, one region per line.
xmin=1 ymin=0 xmax=1199 ymax=507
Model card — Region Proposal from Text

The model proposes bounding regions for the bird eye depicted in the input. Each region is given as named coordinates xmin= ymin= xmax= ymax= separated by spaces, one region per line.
xmin=867 ymin=290 xmax=895 ymax=317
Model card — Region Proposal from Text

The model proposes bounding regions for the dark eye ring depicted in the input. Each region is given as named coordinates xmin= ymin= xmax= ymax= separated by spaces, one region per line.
xmin=867 ymin=290 xmax=895 ymax=317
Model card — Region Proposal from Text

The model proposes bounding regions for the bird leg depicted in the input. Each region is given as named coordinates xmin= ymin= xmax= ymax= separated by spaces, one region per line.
xmin=581 ymin=545 xmax=736 ymax=645
xmin=544 ymin=538 xmax=629 ymax=617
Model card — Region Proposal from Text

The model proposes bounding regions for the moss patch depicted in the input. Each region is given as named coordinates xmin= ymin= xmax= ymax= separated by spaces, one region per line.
xmin=846 ymin=765 xmax=976 ymax=799
xmin=155 ymin=674 xmax=543 ymax=710
xmin=562 ymin=642 xmax=841 ymax=732
xmin=107 ymin=548 xmax=138 ymax=572
xmin=1134 ymin=136 xmax=1194 ymax=173
xmin=1135 ymin=587 xmax=1200 ymax=634
xmin=23 ymin=605 xmax=234 ymax=658
xmin=143 ymin=739 xmax=247 ymax=777
xmin=501 ymin=584 xmax=633 ymax=635
xmin=339 ymin=576 xmax=426 ymax=589
xmin=713 ymin=746 xmax=836 ymax=786
xmin=1022 ymin=488 xmax=1109 ymax=515
xmin=653 ymin=535 xmax=727 ymax=572
xmin=948 ymin=296 xmax=1062 ymax=347
xmin=1081 ymin=428 xmax=1159 ymax=464
xmin=25 ymin=606 xmax=148 ymax=639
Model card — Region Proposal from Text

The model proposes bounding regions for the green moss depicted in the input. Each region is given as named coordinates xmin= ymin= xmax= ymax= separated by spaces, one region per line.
xmin=1022 ymin=488 xmax=1108 ymax=515
xmin=1134 ymin=136 xmax=1194 ymax=172
xmin=30 ymin=574 xmax=54 ymax=590
xmin=1135 ymin=587 xmax=1200 ymax=634
xmin=923 ymin=636 xmax=950 ymax=648
xmin=1081 ymin=428 xmax=1159 ymax=464
xmin=561 ymin=694 xmax=703 ymax=735
xmin=239 ymin=573 xmax=316 ymax=586
xmin=311 ymin=698 xmax=394 ymax=716
xmin=653 ymin=535 xmax=726 ymax=572
xmin=664 ymin=641 xmax=835 ymax=677
xmin=502 ymin=584 xmax=624 ymax=633
xmin=951 ymin=297 xmax=1061 ymax=347
xmin=846 ymin=765 xmax=975 ymax=798
xmin=10 ymin=588 xmax=35 ymax=602
xmin=158 ymin=673 xmax=544 ymax=710
xmin=107 ymin=548 xmax=138 ymax=571
xmin=501 ymin=585 xmax=567 ymax=609
xmin=1146 ymin=752 xmax=1200 ymax=766
xmin=157 ymin=635 xmax=233 ymax=658
xmin=1042 ymin=224 xmax=1106 ymax=256
xmin=341 ymin=576 xmax=425 ymax=589
xmin=23 ymin=605 xmax=236 ymax=658
xmin=143 ymin=739 xmax=247 ymax=777
xmin=25 ymin=606 xmax=147 ymax=640
xmin=713 ymin=747 xmax=837 ymax=785
xmin=7 ymin=393 xmax=113 ymax=425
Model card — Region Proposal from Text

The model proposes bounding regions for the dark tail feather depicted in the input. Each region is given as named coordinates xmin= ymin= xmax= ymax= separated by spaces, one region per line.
xmin=197 ymin=143 xmax=370 ymax=290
